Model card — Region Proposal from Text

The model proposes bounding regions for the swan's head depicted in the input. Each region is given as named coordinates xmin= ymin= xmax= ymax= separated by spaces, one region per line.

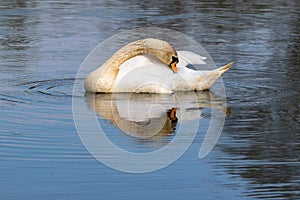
xmin=169 ymin=55 xmax=179 ymax=73
xmin=141 ymin=38 xmax=179 ymax=73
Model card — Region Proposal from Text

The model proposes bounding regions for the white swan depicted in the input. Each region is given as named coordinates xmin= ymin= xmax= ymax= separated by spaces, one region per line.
xmin=85 ymin=38 xmax=233 ymax=93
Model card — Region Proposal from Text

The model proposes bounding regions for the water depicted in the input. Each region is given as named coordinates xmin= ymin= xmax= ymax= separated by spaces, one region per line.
xmin=1 ymin=0 xmax=300 ymax=199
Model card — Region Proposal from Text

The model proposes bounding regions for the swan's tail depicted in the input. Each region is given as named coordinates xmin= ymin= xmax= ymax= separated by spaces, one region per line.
xmin=218 ymin=62 xmax=234 ymax=75
xmin=217 ymin=62 xmax=234 ymax=75
xmin=197 ymin=62 xmax=234 ymax=90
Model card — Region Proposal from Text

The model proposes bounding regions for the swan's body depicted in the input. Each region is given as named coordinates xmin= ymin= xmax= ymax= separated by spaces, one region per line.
xmin=113 ymin=51 xmax=232 ymax=93
xmin=85 ymin=38 xmax=233 ymax=93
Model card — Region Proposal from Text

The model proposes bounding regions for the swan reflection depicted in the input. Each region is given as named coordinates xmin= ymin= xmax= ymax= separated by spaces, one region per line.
xmin=85 ymin=91 xmax=229 ymax=139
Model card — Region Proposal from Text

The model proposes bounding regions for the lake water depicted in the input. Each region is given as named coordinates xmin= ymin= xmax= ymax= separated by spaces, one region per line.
xmin=1 ymin=0 xmax=300 ymax=199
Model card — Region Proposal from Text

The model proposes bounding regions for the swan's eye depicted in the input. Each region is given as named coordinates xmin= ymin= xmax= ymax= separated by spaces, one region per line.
xmin=171 ymin=56 xmax=179 ymax=64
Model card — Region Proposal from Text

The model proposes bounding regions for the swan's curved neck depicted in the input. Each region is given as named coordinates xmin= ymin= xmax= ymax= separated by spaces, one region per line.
xmin=105 ymin=39 xmax=160 ymax=74
xmin=85 ymin=39 xmax=175 ymax=93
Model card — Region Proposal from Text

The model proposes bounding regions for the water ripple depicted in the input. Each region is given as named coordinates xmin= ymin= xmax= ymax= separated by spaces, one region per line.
xmin=21 ymin=78 xmax=76 ymax=97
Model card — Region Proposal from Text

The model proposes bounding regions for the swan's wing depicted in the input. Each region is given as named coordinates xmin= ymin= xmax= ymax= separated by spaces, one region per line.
xmin=114 ymin=55 xmax=175 ymax=93
xmin=177 ymin=51 xmax=207 ymax=67
xmin=115 ymin=54 xmax=168 ymax=85
xmin=117 ymin=54 xmax=164 ymax=78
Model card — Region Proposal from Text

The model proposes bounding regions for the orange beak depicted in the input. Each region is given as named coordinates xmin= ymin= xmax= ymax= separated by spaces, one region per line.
xmin=169 ymin=108 xmax=177 ymax=121
xmin=171 ymin=62 xmax=178 ymax=73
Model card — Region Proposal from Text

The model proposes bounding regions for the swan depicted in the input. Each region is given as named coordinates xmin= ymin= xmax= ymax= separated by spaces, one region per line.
xmin=84 ymin=38 xmax=233 ymax=93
